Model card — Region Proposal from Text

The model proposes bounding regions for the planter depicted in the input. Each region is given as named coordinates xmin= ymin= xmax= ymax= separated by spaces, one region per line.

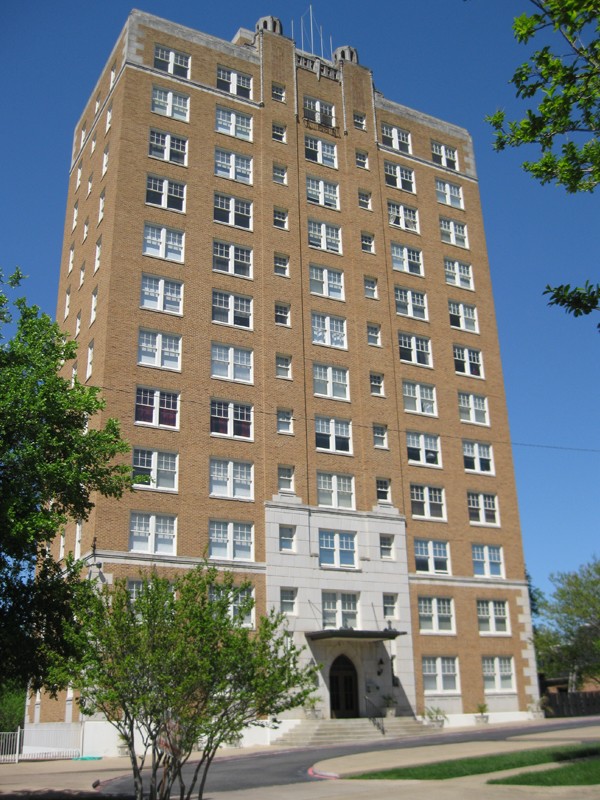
xmin=427 ymin=718 xmax=445 ymax=728
xmin=385 ymin=707 xmax=396 ymax=718
xmin=475 ymin=714 xmax=489 ymax=725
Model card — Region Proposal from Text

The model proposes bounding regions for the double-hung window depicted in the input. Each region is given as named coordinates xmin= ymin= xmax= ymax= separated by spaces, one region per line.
xmin=453 ymin=345 xmax=483 ymax=377
xmin=209 ymin=459 xmax=253 ymax=500
xmin=280 ymin=588 xmax=297 ymax=614
xmin=364 ymin=277 xmax=378 ymax=298
xmin=407 ymin=432 xmax=441 ymax=466
xmin=376 ymin=478 xmax=391 ymax=502
xmin=133 ymin=448 xmax=178 ymax=490
xmin=414 ymin=539 xmax=449 ymax=574
xmin=383 ymin=593 xmax=398 ymax=619
xmin=388 ymin=202 xmax=419 ymax=232
xmin=315 ymin=417 xmax=351 ymax=453
xmin=130 ymin=512 xmax=176 ymax=554
xmin=273 ymin=164 xmax=287 ymax=184
xmin=440 ymin=217 xmax=468 ymax=247
xmin=472 ymin=544 xmax=503 ymax=578
xmin=279 ymin=525 xmax=295 ymax=551
xmin=272 ymin=83 xmax=285 ymax=102
xmin=304 ymin=135 xmax=337 ymax=167
xmin=395 ymin=287 xmax=427 ymax=319
xmin=272 ymin=123 xmax=286 ymax=142
xmin=216 ymin=106 xmax=252 ymax=140
xmin=436 ymin=178 xmax=463 ymax=208
xmin=214 ymin=193 xmax=251 ymax=229
xmin=477 ymin=600 xmax=509 ymax=634
xmin=367 ymin=323 xmax=381 ymax=346
xmin=445 ymin=259 xmax=473 ymax=289
xmin=403 ymin=381 xmax=436 ymax=415
xmin=458 ymin=392 xmax=489 ymax=425
xmin=370 ymin=372 xmax=385 ymax=396
xmin=353 ymin=111 xmax=366 ymax=130
xmin=310 ymin=265 xmax=343 ymax=299
xmin=212 ymin=290 xmax=252 ymax=328
xmin=214 ymin=149 xmax=252 ymax=183
xmin=463 ymin=441 xmax=493 ymax=473
xmin=212 ymin=241 xmax=252 ymax=277
xmin=277 ymin=409 xmax=294 ymax=434
xmin=273 ymin=208 xmax=288 ymax=229
xmin=322 ymin=591 xmax=358 ymax=629
xmin=311 ymin=313 xmax=346 ymax=348
xmin=140 ymin=275 xmax=183 ymax=314
xmin=432 ymin=141 xmax=458 ymax=170
xmin=274 ymin=254 xmax=290 ymax=277
xmin=209 ymin=520 xmax=253 ymax=561
xmin=216 ymin=66 xmax=252 ymax=98
xmin=483 ymin=656 xmax=514 ymax=692
xmin=146 ymin=176 xmax=185 ymax=211
xmin=149 ymin=130 xmax=187 ymax=165
xmin=418 ymin=597 xmax=454 ymax=633
xmin=275 ymin=354 xmax=292 ymax=378
xmin=391 ymin=243 xmax=423 ymax=275
xmin=381 ymin=123 xmax=411 ymax=153
xmin=135 ymin=387 xmax=179 ymax=428
xmin=449 ymin=301 xmax=478 ymax=331
xmin=319 ymin=530 xmax=356 ymax=568
xmin=303 ymin=96 xmax=335 ymax=127
xmin=210 ymin=343 xmax=253 ymax=383
xmin=384 ymin=162 xmax=415 ymax=192
xmin=373 ymin=424 xmax=388 ymax=449
xmin=138 ymin=330 xmax=181 ymax=370
xmin=151 ymin=87 xmax=189 ymax=121
xmin=210 ymin=400 xmax=252 ymax=439
xmin=410 ymin=485 xmax=445 ymax=519
xmin=308 ymin=220 xmax=341 ymax=253
xmin=361 ymin=233 xmax=375 ymax=253
xmin=398 ymin=333 xmax=431 ymax=366
xmin=317 ymin=472 xmax=354 ymax=509
xmin=143 ymin=224 xmax=184 ymax=262
xmin=274 ymin=304 xmax=290 ymax=326
xmin=468 ymin=492 xmax=499 ymax=525
xmin=154 ymin=45 xmax=190 ymax=78
xmin=306 ymin=176 xmax=339 ymax=208
xmin=422 ymin=656 xmax=459 ymax=693
xmin=313 ymin=363 xmax=349 ymax=400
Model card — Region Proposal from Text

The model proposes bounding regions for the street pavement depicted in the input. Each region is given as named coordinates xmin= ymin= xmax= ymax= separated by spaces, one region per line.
xmin=0 ymin=719 xmax=599 ymax=799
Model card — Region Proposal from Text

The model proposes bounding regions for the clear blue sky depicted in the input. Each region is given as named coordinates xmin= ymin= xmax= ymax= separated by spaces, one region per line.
xmin=2 ymin=0 xmax=598 ymax=598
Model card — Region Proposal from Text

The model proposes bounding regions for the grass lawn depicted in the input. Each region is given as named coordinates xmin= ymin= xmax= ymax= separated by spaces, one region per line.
xmin=489 ymin=755 xmax=600 ymax=786
xmin=349 ymin=743 xmax=600 ymax=782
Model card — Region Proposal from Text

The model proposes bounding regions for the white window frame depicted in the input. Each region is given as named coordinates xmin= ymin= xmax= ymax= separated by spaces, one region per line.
xmin=370 ymin=372 xmax=385 ymax=396
xmin=381 ymin=123 xmax=411 ymax=153
xmin=472 ymin=544 xmax=504 ymax=578
xmin=403 ymin=380 xmax=436 ymax=416
xmin=137 ymin=329 xmax=181 ymax=370
xmin=275 ymin=354 xmax=292 ymax=379
xmin=277 ymin=409 xmax=294 ymax=434
xmin=358 ymin=190 xmax=372 ymax=210
xmin=278 ymin=465 xmax=295 ymax=493
xmin=440 ymin=217 xmax=468 ymax=248
xmin=280 ymin=588 xmax=297 ymax=614
xmin=140 ymin=274 xmax=183 ymax=315
xmin=212 ymin=290 xmax=252 ymax=329
xmin=304 ymin=135 xmax=337 ymax=168
xmin=398 ymin=333 xmax=432 ymax=367
xmin=272 ymin=123 xmax=286 ymax=142
xmin=214 ymin=148 xmax=252 ymax=183
xmin=418 ymin=597 xmax=455 ymax=634
xmin=422 ymin=656 xmax=459 ymax=694
xmin=432 ymin=141 xmax=458 ymax=170
xmin=212 ymin=241 xmax=252 ymax=277
xmin=275 ymin=303 xmax=291 ymax=327
xmin=209 ymin=459 xmax=253 ymax=500
xmin=308 ymin=220 xmax=341 ymax=253
xmin=449 ymin=301 xmax=478 ymax=331
xmin=363 ymin=276 xmax=378 ymax=298
xmin=391 ymin=243 xmax=423 ymax=275
xmin=133 ymin=448 xmax=178 ymax=491
xmin=322 ymin=591 xmax=358 ymax=629
xmin=445 ymin=258 xmax=474 ymax=289
xmin=355 ymin=150 xmax=369 ymax=169
xmin=216 ymin=65 xmax=252 ymax=99
xmin=209 ymin=520 xmax=253 ymax=561
xmin=272 ymin=83 xmax=286 ymax=102
xmin=143 ymin=223 xmax=184 ymax=263
xmin=380 ymin=535 xmax=394 ymax=559
xmin=483 ymin=656 xmax=515 ymax=692
xmin=318 ymin=529 xmax=356 ymax=569
xmin=313 ymin=363 xmax=349 ymax=400
xmin=135 ymin=387 xmax=179 ymax=429
xmin=90 ymin=288 xmax=98 ymax=325
xmin=129 ymin=511 xmax=176 ymax=555
xmin=410 ymin=484 xmax=445 ymax=520
xmin=102 ymin=146 xmax=109 ymax=176
xmin=459 ymin=392 xmax=489 ymax=425
xmin=306 ymin=176 xmax=339 ymax=209
xmin=477 ymin=600 xmax=510 ymax=635
xmin=151 ymin=86 xmax=189 ymax=122
xmin=75 ymin=311 xmax=81 ymax=338
xmin=154 ymin=45 xmax=190 ymax=78
xmin=86 ymin=341 xmax=94 ymax=380
xmin=406 ymin=432 xmax=441 ymax=467
xmin=384 ymin=162 xmax=415 ymax=192
xmin=279 ymin=524 xmax=295 ymax=552
xmin=468 ymin=492 xmax=499 ymax=526
xmin=214 ymin=193 xmax=252 ymax=230
xmin=303 ymin=95 xmax=335 ymax=127
xmin=361 ymin=232 xmax=375 ymax=253
xmin=210 ymin=343 xmax=253 ymax=383
xmin=273 ymin=208 xmax=288 ymax=229
xmin=436 ymin=178 xmax=463 ymax=208
xmin=463 ymin=440 xmax=494 ymax=474
xmin=216 ymin=106 xmax=252 ymax=141
xmin=273 ymin=163 xmax=287 ymax=185
xmin=310 ymin=265 xmax=344 ymax=299
xmin=274 ymin=254 xmax=290 ymax=277
xmin=383 ymin=593 xmax=398 ymax=619
xmin=376 ymin=477 xmax=391 ymax=503
xmin=395 ymin=287 xmax=427 ymax=320
xmin=317 ymin=472 xmax=354 ymax=509
xmin=311 ymin=312 xmax=346 ymax=349
xmin=415 ymin=539 xmax=450 ymax=574
xmin=353 ymin=111 xmax=366 ymax=130
xmin=373 ymin=424 xmax=388 ymax=449
xmin=315 ymin=416 xmax=351 ymax=454
xmin=367 ymin=323 xmax=381 ymax=347
xmin=453 ymin=345 xmax=483 ymax=378
xmin=94 ymin=238 xmax=101 ymax=272
xmin=210 ymin=399 xmax=253 ymax=440
xmin=388 ymin=201 xmax=419 ymax=232
xmin=149 ymin=129 xmax=188 ymax=166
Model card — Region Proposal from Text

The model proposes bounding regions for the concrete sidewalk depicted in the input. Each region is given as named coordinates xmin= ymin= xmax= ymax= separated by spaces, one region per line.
xmin=0 ymin=721 xmax=598 ymax=799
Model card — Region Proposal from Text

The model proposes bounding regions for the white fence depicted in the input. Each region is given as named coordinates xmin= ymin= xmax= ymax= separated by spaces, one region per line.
xmin=0 ymin=724 xmax=82 ymax=762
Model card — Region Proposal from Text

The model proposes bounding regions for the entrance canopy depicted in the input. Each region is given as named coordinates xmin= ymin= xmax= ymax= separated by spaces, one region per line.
xmin=307 ymin=629 xmax=405 ymax=642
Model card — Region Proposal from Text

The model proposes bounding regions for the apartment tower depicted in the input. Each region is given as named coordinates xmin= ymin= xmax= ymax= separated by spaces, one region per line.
xmin=38 ymin=10 xmax=538 ymax=744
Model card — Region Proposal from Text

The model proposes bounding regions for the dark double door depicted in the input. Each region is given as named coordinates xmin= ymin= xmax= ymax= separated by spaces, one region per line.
xmin=329 ymin=655 xmax=358 ymax=718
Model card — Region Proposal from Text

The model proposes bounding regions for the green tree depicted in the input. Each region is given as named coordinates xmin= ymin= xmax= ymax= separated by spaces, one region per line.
xmin=0 ymin=270 xmax=131 ymax=688
xmin=52 ymin=566 xmax=317 ymax=800
xmin=0 ymin=680 xmax=27 ymax=732
xmin=487 ymin=1 xmax=600 ymax=326
xmin=535 ymin=556 xmax=600 ymax=687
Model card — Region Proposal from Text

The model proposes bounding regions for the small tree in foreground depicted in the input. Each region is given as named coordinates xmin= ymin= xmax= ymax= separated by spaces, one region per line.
xmin=52 ymin=566 xmax=317 ymax=800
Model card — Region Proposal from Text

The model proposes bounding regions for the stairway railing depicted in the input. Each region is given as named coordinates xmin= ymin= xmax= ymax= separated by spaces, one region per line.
xmin=364 ymin=695 xmax=385 ymax=735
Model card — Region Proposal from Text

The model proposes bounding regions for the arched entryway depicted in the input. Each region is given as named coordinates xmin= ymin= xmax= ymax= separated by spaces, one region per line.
xmin=329 ymin=655 xmax=359 ymax=718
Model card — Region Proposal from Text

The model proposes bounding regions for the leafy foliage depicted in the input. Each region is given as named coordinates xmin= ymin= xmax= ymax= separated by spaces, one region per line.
xmin=543 ymin=281 xmax=600 ymax=329
xmin=51 ymin=566 xmax=317 ymax=800
xmin=0 ymin=680 xmax=27 ymax=732
xmin=0 ymin=270 xmax=132 ymax=688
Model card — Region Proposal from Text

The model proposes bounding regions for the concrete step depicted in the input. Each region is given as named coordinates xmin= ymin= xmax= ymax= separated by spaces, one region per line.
xmin=273 ymin=716 xmax=432 ymax=747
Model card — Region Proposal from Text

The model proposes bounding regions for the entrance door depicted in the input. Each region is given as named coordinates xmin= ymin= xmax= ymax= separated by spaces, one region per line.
xmin=329 ymin=655 xmax=359 ymax=718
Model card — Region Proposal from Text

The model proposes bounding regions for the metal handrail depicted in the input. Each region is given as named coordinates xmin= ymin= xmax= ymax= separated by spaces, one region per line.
xmin=364 ymin=695 xmax=385 ymax=735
